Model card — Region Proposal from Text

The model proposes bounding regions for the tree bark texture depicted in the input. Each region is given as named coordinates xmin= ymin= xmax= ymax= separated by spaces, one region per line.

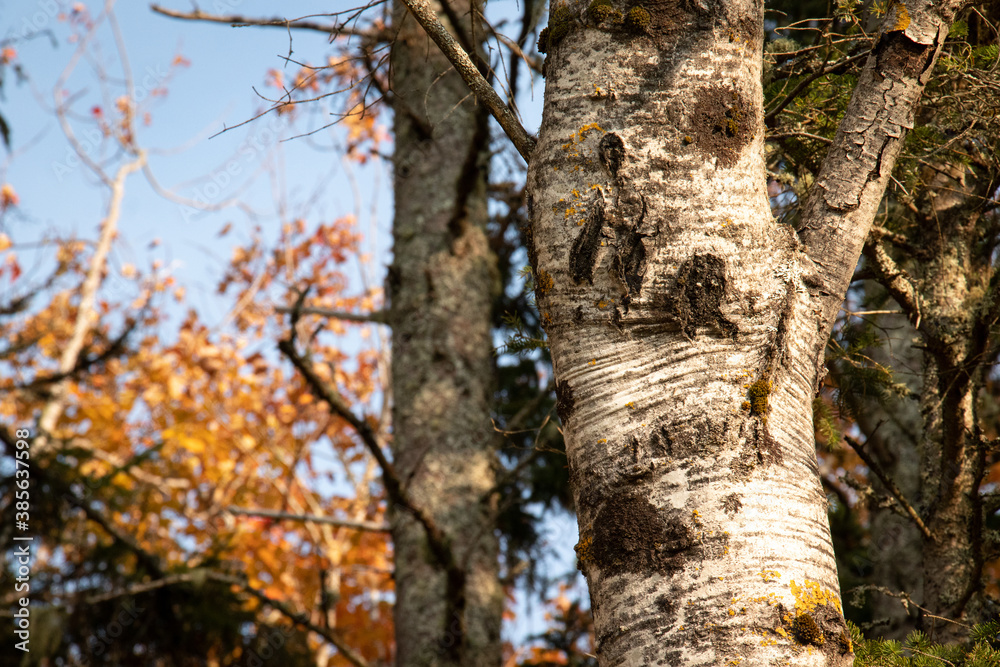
xmin=524 ymin=0 xmax=964 ymax=664
xmin=388 ymin=0 xmax=503 ymax=663
xmin=911 ymin=162 xmax=990 ymax=641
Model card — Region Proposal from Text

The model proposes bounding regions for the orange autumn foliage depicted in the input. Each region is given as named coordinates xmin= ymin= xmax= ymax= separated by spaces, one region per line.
xmin=0 ymin=216 xmax=392 ymax=664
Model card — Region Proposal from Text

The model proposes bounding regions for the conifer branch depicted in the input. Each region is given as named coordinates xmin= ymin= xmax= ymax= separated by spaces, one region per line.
xmin=765 ymin=51 xmax=869 ymax=127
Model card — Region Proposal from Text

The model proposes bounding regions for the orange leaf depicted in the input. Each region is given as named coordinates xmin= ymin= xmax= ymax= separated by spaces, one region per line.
xmin=1 ymin=183 xmax=19 ymax=209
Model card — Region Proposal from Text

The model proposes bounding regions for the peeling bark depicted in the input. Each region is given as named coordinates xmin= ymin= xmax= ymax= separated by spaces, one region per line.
xmin=796 ymin=0 xmax=966 ymax=346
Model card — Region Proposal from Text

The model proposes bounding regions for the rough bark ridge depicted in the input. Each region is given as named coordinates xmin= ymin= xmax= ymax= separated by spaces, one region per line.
xmin=388 ymin=0 xmax=503 ymax=664
xmin=522 ymin=0 xmax=965 ymax=664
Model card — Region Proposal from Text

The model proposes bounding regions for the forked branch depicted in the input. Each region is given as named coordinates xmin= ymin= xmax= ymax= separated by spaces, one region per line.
xmin=396 ymin=0 xmax=536 ymax=161
xmin=277 ymin=294 xmax=465 ymax=601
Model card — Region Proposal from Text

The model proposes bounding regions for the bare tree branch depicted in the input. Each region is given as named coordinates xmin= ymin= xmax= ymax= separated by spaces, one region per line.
xmin=12 ymin=316 xmax=138 ymax=392
xmin=396 ymin=0 xmax=536 ymax=161
xmin=211 ymin=572 xmax=372 ymax=667
xmin=150 ymin=4 xmax=384 ymax=40
xmin=227 ymin=506 xmax=390 ymax=532
xmin=844 ymin=435 xmax=935 ymax=542
xmin=862 ymin=239 xmax=923 ymax=329
xmin=277 ymin=294 xmax=464 ymax=603
xmin=275 ymin=304 xmax=388 ymax=324
xmin=34 ymin=154 xmax=146 ymax=456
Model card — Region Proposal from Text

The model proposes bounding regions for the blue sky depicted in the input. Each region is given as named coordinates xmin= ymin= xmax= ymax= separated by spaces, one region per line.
xmin=3 ymin=1 xmax=393 ymax=322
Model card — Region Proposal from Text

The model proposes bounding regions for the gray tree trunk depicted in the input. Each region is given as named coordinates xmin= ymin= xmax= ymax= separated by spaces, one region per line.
xmin=864 ymin=159 xmax=994 ymax=642
xmin=912 ymin=163 xmax=989 ymax=642
xmin=523 ymin=0 xmax=964 ymax=663
xmin=387 ymin=0 xmax=503 ymax=664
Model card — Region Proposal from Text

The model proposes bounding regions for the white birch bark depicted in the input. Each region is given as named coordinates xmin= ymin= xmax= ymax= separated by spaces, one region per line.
xmin=522 ymin=0 xmax=965 ymax=664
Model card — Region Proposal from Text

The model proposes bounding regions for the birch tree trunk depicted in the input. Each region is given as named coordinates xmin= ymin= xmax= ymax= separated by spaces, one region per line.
xmin=388 ymin=0 xmax=503 ymax=664
xmin=523 ymin=0 xmax=964 ymax=663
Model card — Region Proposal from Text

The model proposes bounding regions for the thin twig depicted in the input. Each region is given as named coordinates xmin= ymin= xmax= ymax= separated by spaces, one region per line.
xmin=150 ymin=5 xmax=383 ymax=40
xmin=840 ymin=308 xmax=903 ymax=318
xmin=275 ymin=304 xmax=388 ymax=324
xmin=277 ymin=293 xmax=463 ymax=598
xmin=844 ymin=435 xmax=935 ymax=541
xmin=396 ymin=0 xmax=535 ymax=161
xmin=227 ymin=506 xmax=390 ymax=532
xmin=766 ymin=131 xmax=833 ymax=144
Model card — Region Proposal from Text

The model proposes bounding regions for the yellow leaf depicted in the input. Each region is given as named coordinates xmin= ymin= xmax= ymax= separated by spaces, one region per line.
xmin=180 ymin=436 xmax=204 ymax=454
xmin=167 ymin=375 xmax=184 ymax=400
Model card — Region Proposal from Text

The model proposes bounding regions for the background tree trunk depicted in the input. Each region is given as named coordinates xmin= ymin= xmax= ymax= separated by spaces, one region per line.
xmin=863 ymin=159 xmax=995 ymax=642
xmin=833 ymin=313 xmax=924 ymax=638
xmin=388 ymin=0 xmax=503 ymax=664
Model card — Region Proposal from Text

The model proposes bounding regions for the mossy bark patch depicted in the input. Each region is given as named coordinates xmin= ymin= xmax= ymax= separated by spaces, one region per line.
xmin=685 ymin=84 xmax=756 ymax=168
xmin=779 ymin=605 xmax=853 ymax=663
xmin=721 ymin=493 xmax=742 ymax=515
xmin=538 ymin=5 xmax=578 ymax=53
xmin=646 ymin=416 xmax=737 ymax=458
xmin=589 ymin=489 xmax=692 ymax=574
xmin=794 ymin=613 xmax=824 ymax=645
xmin=635 ymin=0 xmax=697 ymax=37
xmin=662 ymin=253 xmax=737 ymax=338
